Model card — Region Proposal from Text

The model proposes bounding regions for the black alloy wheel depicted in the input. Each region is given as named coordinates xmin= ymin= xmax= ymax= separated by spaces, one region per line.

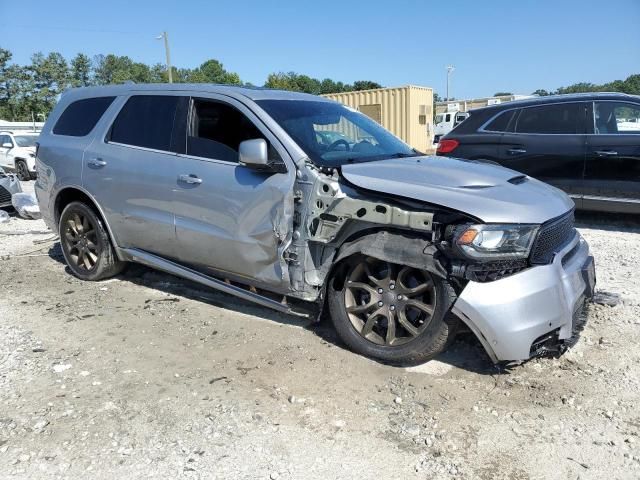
xmin=344 ymin=258 xmax=437 ymax=346
xmin=328 ymin=254 xmax=458 ymax=365
xmin=62 ymin=211 xmax=100 ymax=271
xmin=59 ymin=201 xmax=125 ymax=281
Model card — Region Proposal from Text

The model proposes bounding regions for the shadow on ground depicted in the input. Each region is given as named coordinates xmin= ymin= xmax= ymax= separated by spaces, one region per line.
xmin=43 ymin=239 xmax=550 ymax=377
xmin=575 ymin=211 xmax=640 ymax=233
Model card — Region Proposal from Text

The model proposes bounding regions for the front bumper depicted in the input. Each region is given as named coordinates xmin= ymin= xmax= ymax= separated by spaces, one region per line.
xmin=452 ymin=232 xmax=595 ymax=362
xmin=0 ymin=173 xmax=22 ymax=207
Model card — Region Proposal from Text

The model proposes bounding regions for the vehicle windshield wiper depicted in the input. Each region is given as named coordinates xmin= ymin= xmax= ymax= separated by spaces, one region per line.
xmin=342 ymin=152 xmax=421 ymax=164
xmin=388 ymin=152 xmax=422 ymax=158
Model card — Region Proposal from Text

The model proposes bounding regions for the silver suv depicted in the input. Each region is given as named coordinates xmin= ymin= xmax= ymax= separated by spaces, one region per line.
xmin=35 ymin=84 xmax=596 ymax=365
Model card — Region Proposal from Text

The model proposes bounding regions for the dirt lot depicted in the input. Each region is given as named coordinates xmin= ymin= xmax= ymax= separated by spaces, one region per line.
xmin=1 ymin=181 xmax=639 ymax=479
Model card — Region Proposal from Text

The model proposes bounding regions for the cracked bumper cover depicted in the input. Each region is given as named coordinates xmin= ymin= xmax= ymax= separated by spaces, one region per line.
xmin=452 ymin=232 xmax=594 ymax=362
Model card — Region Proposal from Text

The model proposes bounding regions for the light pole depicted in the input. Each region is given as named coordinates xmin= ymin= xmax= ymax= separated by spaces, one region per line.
xmin=156 ymin=31 xmax=173 ymax=83
xmin=446 ymin=65 xmax=455 ymax=101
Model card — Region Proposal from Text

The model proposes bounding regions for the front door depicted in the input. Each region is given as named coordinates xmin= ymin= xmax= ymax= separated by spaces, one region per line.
xmin=173 ymin=95 xmax=295 ymax=290
xmin=498 ymin=102 xmax=588 ymax=206
xmin=83 ymin=94 xmax=188 ymax=259
xmin=584 ymin=100 xmax=640 ymax=213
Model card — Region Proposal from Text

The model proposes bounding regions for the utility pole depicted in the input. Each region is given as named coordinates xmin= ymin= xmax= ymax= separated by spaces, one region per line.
xmin=157 ymin=31 xmax=173 ymax=83
xmin=446 ymin=65 xmax=455 ymax=101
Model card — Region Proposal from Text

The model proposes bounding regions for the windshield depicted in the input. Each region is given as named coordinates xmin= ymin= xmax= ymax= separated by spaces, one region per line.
xmin=14 ymin=135 xmax=37 ymax=147
xmin=256 ymin=100 xmax=418 ymax=167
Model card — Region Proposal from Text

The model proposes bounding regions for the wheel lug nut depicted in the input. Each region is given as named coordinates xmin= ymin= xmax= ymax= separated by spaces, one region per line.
xmin=377 ymin=288 xmax=383 ymax=294
xmin=397 ymin=295 xmax=403 ymax=300
xmin=378 ymin=301 xmax=384 ymax=307
xmin=389 ymin=284 xmax=395 ymax=290
xmin=390 ymin=305 xmax=395 ymax=311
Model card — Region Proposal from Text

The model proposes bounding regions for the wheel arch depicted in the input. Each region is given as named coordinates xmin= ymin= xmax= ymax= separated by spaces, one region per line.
xmin=54 ymin=186 xmax=121 ymax=252
xmin=313 ymin=228 xmax=451 ymax=322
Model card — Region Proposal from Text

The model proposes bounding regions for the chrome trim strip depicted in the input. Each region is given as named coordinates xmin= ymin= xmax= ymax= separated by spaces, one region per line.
xmin=582 ymin=194 xmax=640 ymax=204
xmin=106 ymin=141 xmax=177 ymax=156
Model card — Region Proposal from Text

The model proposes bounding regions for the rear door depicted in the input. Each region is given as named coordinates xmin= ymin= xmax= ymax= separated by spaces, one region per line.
xmin=584 ymin=100 xmax=640 ymax=213
xmin=172 ymin=95 xmax=295 ymax=289
xmin=83 ymin=93 xmax=188 ymax=259
xmin=498 ymin=102 xmax=588 ymax=205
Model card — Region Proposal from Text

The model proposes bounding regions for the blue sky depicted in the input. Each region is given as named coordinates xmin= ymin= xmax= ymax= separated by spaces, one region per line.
xmin=1 ymin=0 xmax=638 ymax=99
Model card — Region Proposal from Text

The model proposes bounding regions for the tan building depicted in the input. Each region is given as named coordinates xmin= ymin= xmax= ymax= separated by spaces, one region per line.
xmin=322 ymin=85 xmax=434 ymax=153
xmin=435 ymin=94 xmax=533 ymax=115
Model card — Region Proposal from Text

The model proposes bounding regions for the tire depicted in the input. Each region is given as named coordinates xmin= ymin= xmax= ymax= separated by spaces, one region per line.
xmin=59 ymin=201 xmax=125 ymax=281
xmin=15 ymin=160 xmax=30 ymax=181
xmin=327 ymin=255 xmax=458 ymax=365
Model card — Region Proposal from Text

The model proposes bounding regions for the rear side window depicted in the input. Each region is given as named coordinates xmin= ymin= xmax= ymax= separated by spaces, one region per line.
xmin=515 ymin=103 xmax=582 ymax=134
xmin=484 ymin=110 xmax=515 ymax=132
xmin=594 ymin=102 xmax=640 ymax=134
xmin=53 ymin=97 xmax=115 ymax=136
xmin=110 ymin=95 xmax=179 ymax=151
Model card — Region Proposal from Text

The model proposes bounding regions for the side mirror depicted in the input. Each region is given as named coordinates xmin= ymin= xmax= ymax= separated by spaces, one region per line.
xmin=2 ymin=142 xmax=12 ymax=148
xmin=239 ymin=138 xmax=287 ymax=173
xmin=239 ymin=139 xmax=269 ymax=168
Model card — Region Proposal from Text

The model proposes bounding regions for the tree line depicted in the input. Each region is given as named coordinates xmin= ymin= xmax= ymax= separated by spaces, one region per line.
xmin=1 ymin=46 xmax=638 ymax=122
xmin=0 ymin=47 xmax=383 ymax=121
xmin=531 ymin=74 xmax=640 ymax=96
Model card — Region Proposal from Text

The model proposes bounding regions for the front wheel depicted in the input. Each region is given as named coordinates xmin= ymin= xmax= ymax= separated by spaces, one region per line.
xmin=328 ymin=255 xmax=458 ymax=365
xmin=59 ymin=201 xmax=125 ymax=281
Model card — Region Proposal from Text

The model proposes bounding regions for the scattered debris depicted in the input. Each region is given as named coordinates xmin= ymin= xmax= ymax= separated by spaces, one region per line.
xmin=52 ymin=364 xmax=71 ymax=373
xmin=567 ymin=457 xmax=590 ymax=469
xmin=208 ymin=376 xmax=228 ymax=384
xmin=11 ymin=192 xmax=41 ymax=220
xmin=592 ymin=291 xmax=621 ymax=307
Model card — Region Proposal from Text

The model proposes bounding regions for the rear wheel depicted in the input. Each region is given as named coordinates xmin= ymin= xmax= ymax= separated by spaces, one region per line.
xmin=59 ymin=201 xmax=125 ymax=281
xmin=328 ymin=255 xmax=458 ymax=365
xmin=15 ymin=160 xmax=30 ymax=181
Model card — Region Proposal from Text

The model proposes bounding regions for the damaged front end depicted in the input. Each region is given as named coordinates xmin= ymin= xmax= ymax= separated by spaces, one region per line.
xmin=283 ymin=160 xmax=595 ymax=364
xmin=282 ymin=161 xmax=470 ymax=304
xmin=0 ymin=168 xmax=22 ymax=208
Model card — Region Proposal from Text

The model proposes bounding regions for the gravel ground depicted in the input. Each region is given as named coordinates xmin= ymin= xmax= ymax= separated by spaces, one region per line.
xmin=1 ymin=181 xmax=639 ymax=479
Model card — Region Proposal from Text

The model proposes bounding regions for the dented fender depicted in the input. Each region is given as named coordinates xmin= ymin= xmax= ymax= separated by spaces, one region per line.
xmin=333 ymin=231 xmax=448 ymax=279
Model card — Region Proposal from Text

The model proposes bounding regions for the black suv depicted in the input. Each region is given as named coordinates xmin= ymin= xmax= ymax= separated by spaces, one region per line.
xmin=437 ymin=93 xmax=640 ymax=214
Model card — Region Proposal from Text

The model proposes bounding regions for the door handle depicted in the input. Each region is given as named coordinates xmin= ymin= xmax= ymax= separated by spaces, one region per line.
xmin=507 ymin=148 xmax=527 ymax=155
xmin=87 ymin=158 xmax=107 ymax=167
xmin=595 ymin=150 xmax=618 ymax=157
xmin=178 ymin=174 xmax=203 ymax=185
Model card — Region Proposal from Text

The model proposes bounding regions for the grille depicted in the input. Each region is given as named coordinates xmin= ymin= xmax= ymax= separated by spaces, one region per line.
xmin=465 ymin=259 xmax=528 ymax=282
xmin=530 ymin=210 xmax=576 ymax=265
xmin=0 ymin=185 xmax=12 ymax=205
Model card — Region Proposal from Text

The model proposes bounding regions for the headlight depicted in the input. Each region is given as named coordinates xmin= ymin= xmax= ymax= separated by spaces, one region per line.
xmin=455 ymin=224 xmax=539 ymax=260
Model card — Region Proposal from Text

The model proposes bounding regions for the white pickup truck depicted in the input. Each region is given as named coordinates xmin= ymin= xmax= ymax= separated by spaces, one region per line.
xmin=0 ymin=131 xmax=39 ymax=180
xmin=433 ymin=111 xmax=469 ymax=144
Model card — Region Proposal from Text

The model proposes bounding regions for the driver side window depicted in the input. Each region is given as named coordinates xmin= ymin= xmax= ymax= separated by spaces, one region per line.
xmin=188 ymin=99 xmax=281 ymax=162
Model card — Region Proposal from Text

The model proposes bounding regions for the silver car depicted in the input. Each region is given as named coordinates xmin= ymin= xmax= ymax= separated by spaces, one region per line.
xmin=35 ymin=84 xmax=596 ymax=365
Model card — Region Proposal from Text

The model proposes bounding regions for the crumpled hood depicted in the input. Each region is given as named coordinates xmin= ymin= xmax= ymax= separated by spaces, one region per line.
xmin=341 ymin=156 xmax=574 ymax=224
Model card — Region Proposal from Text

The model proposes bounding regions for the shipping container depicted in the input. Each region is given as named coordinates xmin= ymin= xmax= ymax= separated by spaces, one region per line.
xmin=322 ymin=85 xmax=434 ymax=153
